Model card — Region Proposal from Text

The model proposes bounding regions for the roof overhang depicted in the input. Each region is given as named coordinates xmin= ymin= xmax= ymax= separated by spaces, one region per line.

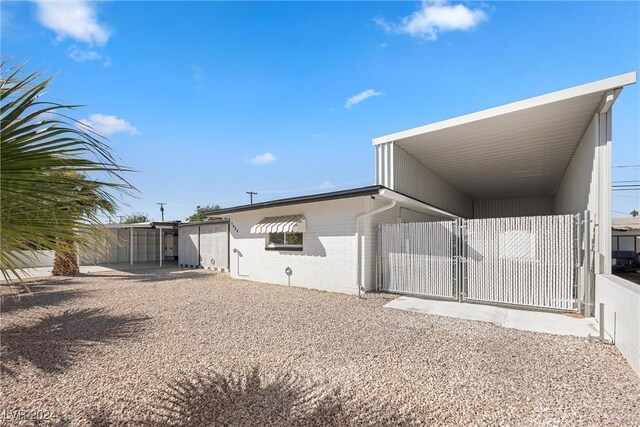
xmin=204 ymin=186 xmax=384 ymax=216
xmin=203 ymin=185 xmax=461 ymax=220
xmin=104 ymin=221 xmax=180 ymax=229
xmin=178 ymin=219 xmax=230 ymax=228
xmin=373 ymin=72 xmax=636 ymax=199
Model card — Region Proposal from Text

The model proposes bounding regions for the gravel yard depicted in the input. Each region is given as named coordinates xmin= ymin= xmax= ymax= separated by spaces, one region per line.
xmin=1 ymin=267 xmax=639 ymax=426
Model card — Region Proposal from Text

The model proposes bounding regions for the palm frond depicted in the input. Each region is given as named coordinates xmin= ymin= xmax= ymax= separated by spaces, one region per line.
xmin=0 ymin=60 xmax=136 ymax=284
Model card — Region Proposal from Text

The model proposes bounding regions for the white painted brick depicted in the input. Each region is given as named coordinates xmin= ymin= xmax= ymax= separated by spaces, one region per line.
xmin=228 ymin=197 xmax=364 ymax=294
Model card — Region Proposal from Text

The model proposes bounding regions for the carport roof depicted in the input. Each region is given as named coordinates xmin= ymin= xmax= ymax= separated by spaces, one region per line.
xmin=373 ymin=72 xmax=636 ymax=199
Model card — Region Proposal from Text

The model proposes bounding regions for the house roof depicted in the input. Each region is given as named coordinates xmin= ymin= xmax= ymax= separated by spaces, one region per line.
xmin=612 ymin=217 xmax=640 ymax=232
xmin=203 ymin=186 xmax=384 ymax=216
xmin=104 ymin=221 xmax=181 ymax=229
xmin=178 ymin=219 xmax=229 ymax=227
xmin=203 ymin=185 xmax=460 ymax=220
xmin=373 ymin=72 xmax=636 ymax=199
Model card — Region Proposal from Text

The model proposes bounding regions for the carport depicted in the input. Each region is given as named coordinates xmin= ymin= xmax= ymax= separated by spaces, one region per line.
xmin=373 ymin=72 xmax=636 ymax=315
xmin=80 ymin=221 xmax=180 ymax=268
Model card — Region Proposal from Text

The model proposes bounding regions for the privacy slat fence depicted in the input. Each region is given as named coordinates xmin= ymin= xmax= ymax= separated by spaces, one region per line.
xmin=464 ymin=215 xmax=577 ymax=311
xmin=378 ymin=214 xmax=580 ymax=312
xmin=379 ymin=221 xmax=456 ymax=299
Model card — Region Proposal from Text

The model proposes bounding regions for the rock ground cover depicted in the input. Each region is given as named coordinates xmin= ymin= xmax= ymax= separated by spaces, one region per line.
xmin=1 ymin=268 xmax=638 ymax=426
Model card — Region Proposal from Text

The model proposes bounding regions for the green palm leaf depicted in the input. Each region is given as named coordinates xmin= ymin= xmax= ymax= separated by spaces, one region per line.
xmin=1 ymin=61 xmax=135 ymax=285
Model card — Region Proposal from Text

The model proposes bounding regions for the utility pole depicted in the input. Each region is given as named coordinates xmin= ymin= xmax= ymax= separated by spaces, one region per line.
xmin=157 ymin=202 xmax=166 ymax=221
xmin=246 ymin=191 xmax=257 ymax=205
xmin=117 ymin=215 xmax=126 ymax=224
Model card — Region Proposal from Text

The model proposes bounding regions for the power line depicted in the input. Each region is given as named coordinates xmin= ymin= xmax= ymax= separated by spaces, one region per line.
xmin=612 ymin=165 xmax=640 ymax=168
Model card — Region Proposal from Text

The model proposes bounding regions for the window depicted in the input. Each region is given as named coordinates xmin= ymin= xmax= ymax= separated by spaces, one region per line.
xmin=266 ymin=232 xmax=303 ymax=250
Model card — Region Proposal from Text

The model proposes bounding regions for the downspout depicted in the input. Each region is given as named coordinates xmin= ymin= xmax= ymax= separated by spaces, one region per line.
xmin=355 ymin=199 xmax=397 ymax=298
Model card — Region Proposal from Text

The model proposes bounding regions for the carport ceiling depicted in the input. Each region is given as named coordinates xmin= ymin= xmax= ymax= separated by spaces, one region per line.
xmin=373 ymin=72 xmax=636 ymax=200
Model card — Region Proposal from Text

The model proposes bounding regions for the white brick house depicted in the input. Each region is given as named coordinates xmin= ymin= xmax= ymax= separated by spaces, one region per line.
xmin=216 ymin=187 xmax=453 ymax=294
xmin=202 ymin=72 xmax=636 ymax=298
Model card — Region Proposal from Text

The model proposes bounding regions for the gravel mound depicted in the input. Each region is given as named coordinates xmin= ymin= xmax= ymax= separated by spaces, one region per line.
xmin=1 ymin=268 xmax=638 ymax=426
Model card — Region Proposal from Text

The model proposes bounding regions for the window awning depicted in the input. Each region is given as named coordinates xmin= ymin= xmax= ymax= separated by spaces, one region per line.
xmin=250 ymin=215 xmax=306 ymax=234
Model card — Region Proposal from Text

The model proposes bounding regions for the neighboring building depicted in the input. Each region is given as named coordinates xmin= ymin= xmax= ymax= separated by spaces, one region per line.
xmin=198 ymin=72 xmax=636 ymax=314
xmin=612 ymin=218 xmax=640 ymax=271
xmin=81 ymin=221 xmax=180 ymax=267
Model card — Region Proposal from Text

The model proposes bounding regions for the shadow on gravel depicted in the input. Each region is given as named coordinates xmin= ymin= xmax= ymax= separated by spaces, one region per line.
xmin=144 ymin=367 xmax=417 ymax=427
xmin=1 ymin=285 xmax=89 ymax=314
xmin=80 ymin=270 xmax=212 ymax=284
xmin=1 ymin=308 xmax=150 ymax=374
xmin=80 ymin=367 xmax=417 ymax=426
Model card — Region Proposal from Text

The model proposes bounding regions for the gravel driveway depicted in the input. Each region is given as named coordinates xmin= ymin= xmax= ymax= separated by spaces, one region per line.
xmin=1 ymin=268 xmax=638 ymax=426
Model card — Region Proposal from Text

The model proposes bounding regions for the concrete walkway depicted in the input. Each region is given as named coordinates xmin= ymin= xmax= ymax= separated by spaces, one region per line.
xmin=385 ymin=296 xmax=599 ymax=338
xmin=4 ymin=261 xmax=180 ymax=281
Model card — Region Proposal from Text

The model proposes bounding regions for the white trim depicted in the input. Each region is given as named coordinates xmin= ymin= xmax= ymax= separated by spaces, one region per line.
xmin=372 ymin=72 xmax=636 ymax=145
xmin=379 ymin=188 xmax=460 ymax=219
xmin=106 ymin=222 xmax=154 ymax=229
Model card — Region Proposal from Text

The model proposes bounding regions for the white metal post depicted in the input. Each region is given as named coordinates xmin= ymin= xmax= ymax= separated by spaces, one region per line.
xmin=130 ymin=227 xmax=134 ymax=265
xmin=583 ymin=210 xmax=592 ymax=317
xmin=159 ymin=228 xmax=163 ymax=268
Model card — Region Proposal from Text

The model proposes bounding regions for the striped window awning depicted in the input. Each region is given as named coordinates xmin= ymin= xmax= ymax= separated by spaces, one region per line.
xmin=250 ymin=214 xmax=306 ymax=234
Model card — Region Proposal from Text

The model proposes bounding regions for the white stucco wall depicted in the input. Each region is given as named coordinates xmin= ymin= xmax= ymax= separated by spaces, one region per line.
xmin=595 ymin=275 xmax=640 ymax=376
xmin=3 ymin=250 xmax=55 ymax=268
xmin=228 ymin=197 xmax=366 ymax=294
xmin=554 ymin=112 xmax=612 ymax=274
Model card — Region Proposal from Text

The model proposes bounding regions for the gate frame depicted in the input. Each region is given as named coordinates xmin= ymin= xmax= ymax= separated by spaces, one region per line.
xmin=377 ymin=213 xmax=587 ymax=314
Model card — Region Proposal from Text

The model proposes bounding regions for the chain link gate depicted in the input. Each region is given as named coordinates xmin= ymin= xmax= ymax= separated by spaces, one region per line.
xmin=377 ymin=214 xmax=582 ymax=312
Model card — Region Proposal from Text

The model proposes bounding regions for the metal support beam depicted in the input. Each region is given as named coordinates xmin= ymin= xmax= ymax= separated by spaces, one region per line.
xmin=159 ymin=228 xmax=163 ymax=268
xmin=588 ymin=303 xmax=612 ymax=344
xmin=130 ymin=227 xmax=134 ymax=265
xmin=583 ymin=210 xmax=592 ymax=317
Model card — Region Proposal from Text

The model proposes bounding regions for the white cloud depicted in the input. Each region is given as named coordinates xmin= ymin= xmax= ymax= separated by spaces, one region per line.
xmin=34 ymin=0 xmax=111 ymax=46
xmin=79 ymin=114 xmax=139 ymax=136
xmin=375 ymin=0 xmax=486 ymax=40
xmin=344 ymin=89 xmax=383 ymax=109
xmin=68 ymin=45 xmax=102 ymax=62
xmin=317 ymin=181 xmax=335 ymax=190
xmin=249 ymin=152 xmax=276 ymax=165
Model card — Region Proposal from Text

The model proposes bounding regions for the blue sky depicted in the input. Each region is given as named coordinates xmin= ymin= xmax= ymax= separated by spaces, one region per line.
xmin=2 ymin=1 xmax=639 ymax=221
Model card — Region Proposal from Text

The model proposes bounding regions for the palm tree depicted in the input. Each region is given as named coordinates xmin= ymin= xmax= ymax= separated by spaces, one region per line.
xmin=1 ymin=60 xmax=133 ymax=283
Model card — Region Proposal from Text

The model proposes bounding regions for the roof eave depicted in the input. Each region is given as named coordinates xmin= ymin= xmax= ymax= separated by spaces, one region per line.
xmin=202 ymin=186 xmax=384 ymax=216
xmin=372 ymin=71 xmax=637 ymax=146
